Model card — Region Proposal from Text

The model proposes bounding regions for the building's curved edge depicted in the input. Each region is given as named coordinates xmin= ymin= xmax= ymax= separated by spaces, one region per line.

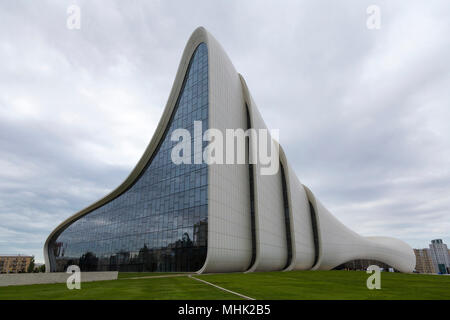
xmin=302 ymin=185 xmax=323 ymax=270
xmin=278 ymin=146 xmax=296 ymax=271
xmin=239 ymin=75 xmax=288 ymax=272
xmin=279 ymin=147 xmax=315 ymax=271
xmin=303 ymin=186 xmax=415 ymax=273
xmin=238 ymin=75 xmax=260 ymax=273
xmin=198 ymin=30 xmax=252 ymax=274
xmin=44 ymin=27 xmax=210 ymax=272
xmin=363 ymin=236 xmax=416 ymax=273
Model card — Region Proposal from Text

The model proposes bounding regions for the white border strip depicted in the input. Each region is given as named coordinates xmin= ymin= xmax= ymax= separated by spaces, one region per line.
xmin=188 ymin=275 xmax=255 ymax=300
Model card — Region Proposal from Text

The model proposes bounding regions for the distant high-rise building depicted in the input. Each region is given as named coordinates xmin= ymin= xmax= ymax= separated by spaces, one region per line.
xmin=429 ymin=239 xmax=450 ymax=274
xmin=413 ymin=249 xmax=436 ymax=273
xmin=448 ymin=249 xmax=450 ymax=273
xmin=0 ymin=255 xmax=33 ymax=273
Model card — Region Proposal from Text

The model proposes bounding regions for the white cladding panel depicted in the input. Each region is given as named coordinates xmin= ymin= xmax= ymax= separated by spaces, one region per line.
xmin=198 ymin=28 xmax=252 ymax=273
xmin=243 ymin=86 xmax=288 ymax=272
xmin=305 ymin=187 xmax=415 ymax=273
xmin=282 ymin=159 xmax=315 ymax=270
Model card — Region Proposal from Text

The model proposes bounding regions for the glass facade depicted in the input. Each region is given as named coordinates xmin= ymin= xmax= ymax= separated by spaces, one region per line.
xmin=49 ymin=43 xmax=209 ymax=272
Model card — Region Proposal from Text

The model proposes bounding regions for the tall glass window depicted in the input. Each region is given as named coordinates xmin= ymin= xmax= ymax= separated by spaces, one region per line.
xmin=49 ymin=43 xmax=209 ymax=272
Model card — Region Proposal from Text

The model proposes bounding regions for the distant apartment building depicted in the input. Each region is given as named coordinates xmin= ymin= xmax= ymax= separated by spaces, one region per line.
xmin=429 ymin=239 xmax=450 ymax=274
xmin=0 ymin=255 xmax=33 ymax=273
xmin=413 ymin=239 xmax=450 ymax=274
xmin=414 ymin=248 xmax=436 ymax=274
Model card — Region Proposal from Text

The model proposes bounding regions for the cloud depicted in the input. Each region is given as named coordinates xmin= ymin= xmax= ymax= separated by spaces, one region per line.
xmin=0 ymin=0 xmax=449 ymax=263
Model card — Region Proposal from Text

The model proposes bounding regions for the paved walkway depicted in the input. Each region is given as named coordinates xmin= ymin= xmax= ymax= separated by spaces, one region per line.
xmin=124 ymin=273 xmax=193 ymax=280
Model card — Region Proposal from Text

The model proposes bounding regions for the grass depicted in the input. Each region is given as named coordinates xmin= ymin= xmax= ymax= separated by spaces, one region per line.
xmin=0 ymin=270 xmax=449 ymax=300
xmin=0 ymin=275 xmax=239 ymax=300
xmin=197 ymin=270 xmax=450 ymax=300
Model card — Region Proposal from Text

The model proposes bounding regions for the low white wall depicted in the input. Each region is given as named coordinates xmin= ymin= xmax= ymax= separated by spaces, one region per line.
xmin=0 ymin=271 xmax=118 ymax=287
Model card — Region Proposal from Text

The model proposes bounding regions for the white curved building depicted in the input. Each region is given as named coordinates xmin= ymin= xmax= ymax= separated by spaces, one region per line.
xmin=44 ymin=27 xmax=415 ymax=273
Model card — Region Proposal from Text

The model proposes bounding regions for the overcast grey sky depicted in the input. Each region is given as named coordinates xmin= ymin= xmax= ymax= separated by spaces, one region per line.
xmin=1 ymin=0 xmax=449 ymax=263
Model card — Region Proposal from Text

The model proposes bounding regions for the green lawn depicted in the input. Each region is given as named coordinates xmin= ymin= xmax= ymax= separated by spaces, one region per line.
xmin=197 ymin=270 xmax=450 ymax=300
xmin=0 ymin=275 xmax=239 ymax=300
xmin=0 ymin=270 xmax=449 ymax=300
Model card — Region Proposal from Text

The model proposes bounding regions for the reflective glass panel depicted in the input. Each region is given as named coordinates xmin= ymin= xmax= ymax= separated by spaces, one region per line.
xmin=49 ymin=43 xmax=208 ymax=272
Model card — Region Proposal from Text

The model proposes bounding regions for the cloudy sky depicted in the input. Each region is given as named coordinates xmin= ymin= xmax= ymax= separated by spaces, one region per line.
xmin=1 ymin=0 xmax=449 ymax=263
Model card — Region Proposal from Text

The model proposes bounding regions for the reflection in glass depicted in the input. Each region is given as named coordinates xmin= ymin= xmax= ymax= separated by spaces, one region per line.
xmin=49 ymin=43 xmax=209 ymax=272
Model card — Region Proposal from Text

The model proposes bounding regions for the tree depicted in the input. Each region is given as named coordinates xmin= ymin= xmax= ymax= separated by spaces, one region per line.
xmin=27 ymin=257 xmax=35 ymax=273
